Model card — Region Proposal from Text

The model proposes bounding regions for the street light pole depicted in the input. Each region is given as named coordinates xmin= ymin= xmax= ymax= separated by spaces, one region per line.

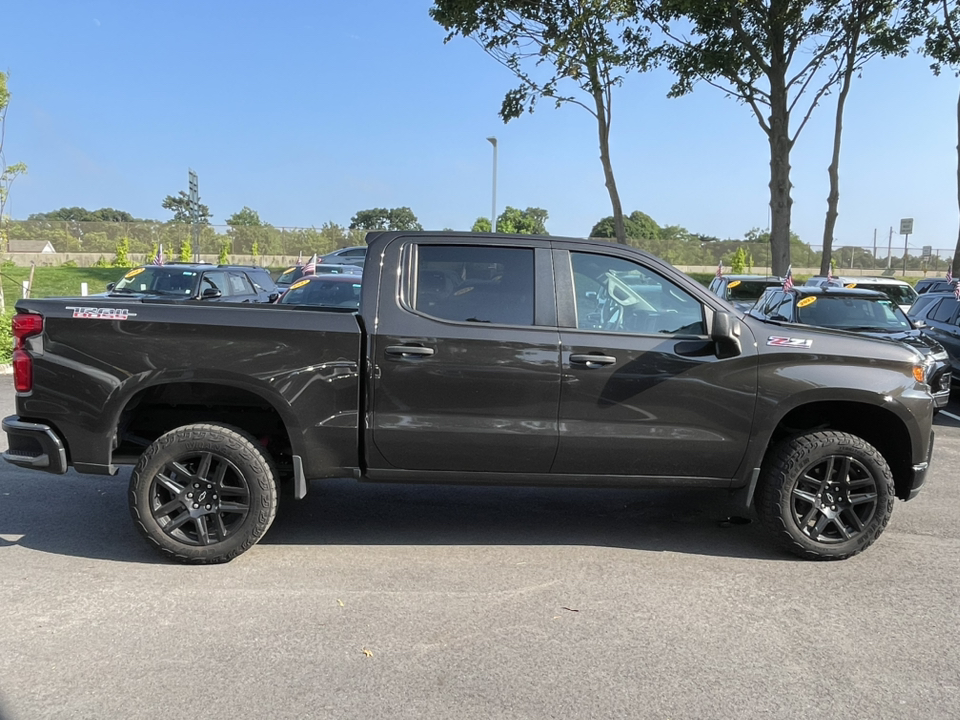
xmin=486 ymin=136 xmax=498 ymax=233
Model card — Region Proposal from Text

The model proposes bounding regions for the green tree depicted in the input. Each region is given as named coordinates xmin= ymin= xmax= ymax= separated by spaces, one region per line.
xmin=431 ymin=0 xmax=653 ymax=244
xmin=112 ymin=237 xmax=132 ymax=268
xmin=590 ymin=210 xmax=660 ymax=242
xmin=349 ymin=207 xmax=423 ymax=231
xmin=27 ymin=207 xmax=144 ymax=222
xmin=163 ymin=191 xmax=212 ymax=224
xmin=218 ymin=240 xmax=230 ymax=265
xmin=0 ymin=72 xmax=28 ymax=255
xmin=179 ymin=237 xmax=192 ymax=262
xmin=495 ymin=206 xmax=549 ymax=234
xmin=226 ymin=206 xmax=271 ymax=254
xmin=644 ymin=0 xmax=889 ymax=275
xmin=914 ymin=0 xmax=960 ymax=275
xmin=730 ymin=246 xmax=748 ymax=273
xmin=471 ymin=217 xmax=492 ymax=232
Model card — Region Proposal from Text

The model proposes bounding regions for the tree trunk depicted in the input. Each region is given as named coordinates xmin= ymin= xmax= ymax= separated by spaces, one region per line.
xmin=954 ymin=85 xmax=960 ymax=278
xmin=589 ymin=64 xmax=626 ymax=245
xmin=821 ymin=31 xmax=858 ymax=277
xmin=767 ymin=69 xmax=792 ymax=277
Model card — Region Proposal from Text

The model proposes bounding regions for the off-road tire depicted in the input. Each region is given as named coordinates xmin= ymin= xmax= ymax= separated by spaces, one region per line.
xmin=756 ymin=430 xmax=895 ymax=561
xmin=129 ymin=423 xmax=278 ymax=564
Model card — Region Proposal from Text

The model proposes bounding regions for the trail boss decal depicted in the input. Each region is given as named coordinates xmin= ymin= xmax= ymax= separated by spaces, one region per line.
xmin=767 ymin=336 xmax=813 ymax=348
xmin=64 ymin=306 xmax=137 ymax=320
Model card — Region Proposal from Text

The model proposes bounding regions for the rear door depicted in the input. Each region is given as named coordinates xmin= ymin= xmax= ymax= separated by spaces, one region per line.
xmin=368 ymin=237 xmax=561 ymax=473
xmin=920 ymin=296 xmax=960 ymax=371
xmin=551 ymin=246 xmax=758 ymax=480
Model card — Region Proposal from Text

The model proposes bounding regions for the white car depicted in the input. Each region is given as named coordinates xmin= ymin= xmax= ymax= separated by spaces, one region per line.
xmin=804 ymin=275 xmax=918 ymax=314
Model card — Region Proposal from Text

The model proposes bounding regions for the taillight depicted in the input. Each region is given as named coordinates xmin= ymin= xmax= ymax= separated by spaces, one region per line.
xmin=12 ymin=313 xmax=43 ymax=393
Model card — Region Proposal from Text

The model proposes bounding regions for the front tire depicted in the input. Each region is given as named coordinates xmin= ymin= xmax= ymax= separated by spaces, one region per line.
xmin=756 ymin=431 xmax=895 ymax=560
xmin=129 ymin=423 xmax=278 ymax=564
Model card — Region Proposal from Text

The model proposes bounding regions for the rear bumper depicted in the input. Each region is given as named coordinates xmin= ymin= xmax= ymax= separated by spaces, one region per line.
xmin=2 ymin=416 xmax=68 ymax=474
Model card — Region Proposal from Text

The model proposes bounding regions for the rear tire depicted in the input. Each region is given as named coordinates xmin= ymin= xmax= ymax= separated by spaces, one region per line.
xmin=129 ymin=423 xmax=278 ymax=564
xmin=756 ymin=431 xmax=895 ymax=560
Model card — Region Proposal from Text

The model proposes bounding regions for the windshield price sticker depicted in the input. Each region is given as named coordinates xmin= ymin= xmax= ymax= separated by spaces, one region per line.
xmin=844 ymin=283 xmax=857 ymax=289
xmin=797 ymin=297 xmax=816 ymax=308
xmin=65 ymin=306 xmax=137 ymax=320
xmin=124 ymin=268 xmax=146 ymax=279
xmin=289 ymin=279 xmax=310 ymax=291
xmin=727 ymin=280 xmax=742 ymax=288
xmin=767 ymin=336 xmax=813 ymax=348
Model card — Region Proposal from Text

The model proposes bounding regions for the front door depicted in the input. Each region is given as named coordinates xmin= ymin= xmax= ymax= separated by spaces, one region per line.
xmin=552 ymin=248 xmax=758 ymax=480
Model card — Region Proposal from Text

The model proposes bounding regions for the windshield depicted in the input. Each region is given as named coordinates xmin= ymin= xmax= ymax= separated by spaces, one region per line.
xmin=112 ymin=266 xmax=199 ymax=296
xmin=278 ymin=279 xmax=361 ymax=308
xmin=844 ymin=283 xmax=918 ymax=306
xmin=796 ymin=295 xmax=912 ymax=332
xmin=277 ymin=266 xmax=302 ymax=288
xmin=726 ymin=280 xmax=781 ymax=302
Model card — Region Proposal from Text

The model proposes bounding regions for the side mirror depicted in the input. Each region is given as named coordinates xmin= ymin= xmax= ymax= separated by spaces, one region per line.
xmin=711 ymin=309 xmax=742 ymax=359
xmin=106 ymin=282 xmax=115 ymax=291
xmin=268 ymin=292 xmax=279 ymax=303
xmin=912 ymin=319 xmax=926 ymax=329
xmin=201 ymin=287 xmax=222 ymax=299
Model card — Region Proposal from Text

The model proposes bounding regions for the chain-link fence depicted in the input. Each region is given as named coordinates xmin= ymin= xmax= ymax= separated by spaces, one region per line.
xmin=0 ymin=220 xmax=955 ymax=275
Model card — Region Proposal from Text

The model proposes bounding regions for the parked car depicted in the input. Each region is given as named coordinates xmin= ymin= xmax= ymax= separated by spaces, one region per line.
xmin=749 ymin=284 xmax=951 ymax=407
xmin=277 ymin=274 xmax=361 ymax=308
xmin=803 ymin=275 xmax=918 ymax=314
xmin=904 ymin=288 xmax=960 ymax=380
xmin=319 ymin=245 xmax=367 ymax=268
xmin=107 ymin=263 xmax=279 ymax=303
xmin=276 ymin=263 xmax=362 ymax=295
xmin=915 ymin=278 xmax=952 ymax=294
xmin=707 ymin=274 xmax=784 ymax=311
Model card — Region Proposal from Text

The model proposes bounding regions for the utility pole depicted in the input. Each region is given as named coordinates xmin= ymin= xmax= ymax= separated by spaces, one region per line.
xmin=887 ymin=227 xmax=893 ymax=270
xmin=189 ymin=169 xmax=200 ymax=262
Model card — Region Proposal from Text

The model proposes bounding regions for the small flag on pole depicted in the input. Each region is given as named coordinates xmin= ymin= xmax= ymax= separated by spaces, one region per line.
xmin=296 ymin=251 xmax=303 ymax=266
xmin=947 ymin=268 xmax=953 ymax=283
xmin=153 ymin=244 xmax=164 ymax=266
xmin=303 ymin=254 xmax=317 ymax=276
xmin=715 ymin=261 xmax=723 ymax=278
xmin=827 ymin=264 xmax=833 ymax=283
xmin=783 ymin=265 xmax=794 ymax=291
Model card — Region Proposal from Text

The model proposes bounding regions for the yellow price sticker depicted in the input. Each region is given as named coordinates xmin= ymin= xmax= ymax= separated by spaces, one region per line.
xmin=124 ymin=267 xmax=146 ymax=278
xmin=727 ymin=280 xmax=742 ymax=288
xmin=797 ymin=296 xmax=816 ymax=308
xmin=844 ymin=283 xmax=857 ymax=289
xmin=289 ymin=279 xmax=311 ymax=291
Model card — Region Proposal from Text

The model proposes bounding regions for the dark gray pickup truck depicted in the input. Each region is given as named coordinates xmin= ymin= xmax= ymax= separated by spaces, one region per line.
xmin=3 ymin=232 xmax=936 ymax=563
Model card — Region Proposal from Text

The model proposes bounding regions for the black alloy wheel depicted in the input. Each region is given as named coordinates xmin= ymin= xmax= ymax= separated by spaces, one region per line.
xmin=757 ymin=430 xmax=895 ymax=560
xmin=130 ymin=423 xmax=278 ymax=564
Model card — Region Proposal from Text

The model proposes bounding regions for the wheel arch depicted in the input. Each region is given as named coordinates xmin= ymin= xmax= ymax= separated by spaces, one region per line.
xmin=760 ymin=400 xmax=915 ymax=501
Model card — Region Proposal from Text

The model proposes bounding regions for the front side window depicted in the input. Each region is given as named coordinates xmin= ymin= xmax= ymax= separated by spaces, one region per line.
xmin=931 ymin=299 xmax=959 ymax=324
xmin=571 ymin=252 xmax=704 ymax=335
xmin=413 ymin=245 xmax=535 ymax=325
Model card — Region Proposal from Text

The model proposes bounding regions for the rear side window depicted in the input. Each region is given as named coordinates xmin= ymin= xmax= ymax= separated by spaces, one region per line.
xmin=931 ymin=299 xmax=959 ymax=324
xmin=414 ymin=245 xmax=535 ymax=326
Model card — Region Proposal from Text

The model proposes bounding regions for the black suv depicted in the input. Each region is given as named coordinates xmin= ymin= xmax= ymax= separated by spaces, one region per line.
xmin=107 ymin=263 xmax=279 ymax=303
xmin=750 ymin=284 xmax=951 ymax=408
xmin=707 ymin=274 xmax=784 ymax=311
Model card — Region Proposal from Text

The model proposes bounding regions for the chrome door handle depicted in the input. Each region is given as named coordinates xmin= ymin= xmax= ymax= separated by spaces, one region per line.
xmin=569 ymin=354 xmax=617 ymax=367
xmin=385 ymin=345 xmax=436 ymax=357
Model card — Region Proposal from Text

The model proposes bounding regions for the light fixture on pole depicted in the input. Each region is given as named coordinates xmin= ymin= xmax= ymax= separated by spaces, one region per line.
xmin=486 ymin=136 xmax=498 ymax=233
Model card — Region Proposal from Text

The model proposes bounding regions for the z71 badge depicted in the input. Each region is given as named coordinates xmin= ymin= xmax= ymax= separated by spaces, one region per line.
xmin=767 ymin=336 xmax=813 ymax=348
xmin=64 ymin=306 xmax=137 ymax=320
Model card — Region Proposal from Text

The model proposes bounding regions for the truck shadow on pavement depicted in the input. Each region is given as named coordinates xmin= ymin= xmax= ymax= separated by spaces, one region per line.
xmin=0 ymin=470 xmax=792 ymax=563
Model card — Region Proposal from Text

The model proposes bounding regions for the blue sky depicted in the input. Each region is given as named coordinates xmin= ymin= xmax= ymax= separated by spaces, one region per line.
xmin=2 ymin=0 xmax=957 ymax=255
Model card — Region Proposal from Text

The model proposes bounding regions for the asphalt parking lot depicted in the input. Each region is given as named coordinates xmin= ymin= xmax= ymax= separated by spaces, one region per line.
xmin=1 ymin=379 xmax=958 ymax=720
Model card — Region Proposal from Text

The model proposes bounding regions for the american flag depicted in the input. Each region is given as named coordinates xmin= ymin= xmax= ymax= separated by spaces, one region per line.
xmin=296 ymin=251 xmax=303 ymax=266
xmin=153 ymin=244 xmax=164 ymax=266
xmin=955 ymin=280 xmax=960 ymax=301
xmin=303 ymin=254 xmax=317 ymax=276
xmin=715 ymin=261 xmax=723 ymax=278
xmin=783 ymin=265 xmax=794 ymax=291
xmin=827 ymin=264 xmax=833 ymax=283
